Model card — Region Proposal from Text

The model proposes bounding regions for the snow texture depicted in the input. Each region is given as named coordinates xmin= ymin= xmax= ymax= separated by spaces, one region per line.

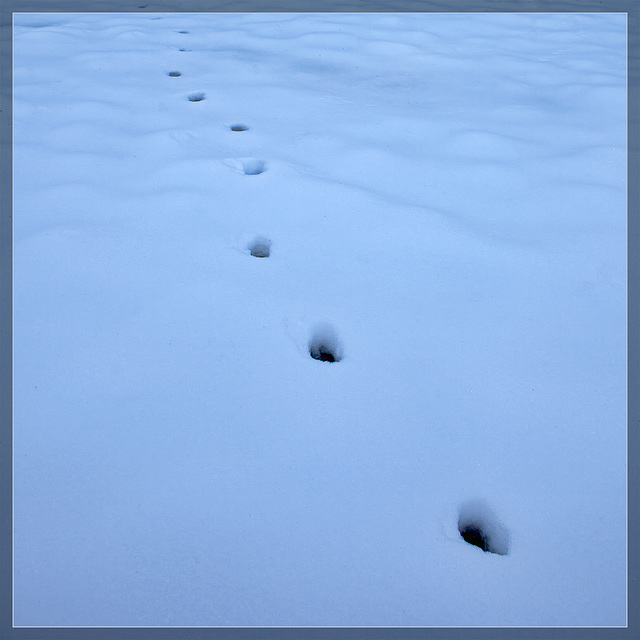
xmin=13 ymin=11 xmax=626 ymax=627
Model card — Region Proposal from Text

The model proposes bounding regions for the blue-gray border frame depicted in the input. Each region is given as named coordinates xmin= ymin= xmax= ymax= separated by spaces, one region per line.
xmin=1 ymin=0 xmax=637 ymax=638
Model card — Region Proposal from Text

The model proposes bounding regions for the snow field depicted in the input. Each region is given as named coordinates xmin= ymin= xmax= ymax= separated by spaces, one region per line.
xmin=13 ymin=11 xmax=626 ymax=626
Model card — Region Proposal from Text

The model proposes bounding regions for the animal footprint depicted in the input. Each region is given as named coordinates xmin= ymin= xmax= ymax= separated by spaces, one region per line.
xmin=309 ymin=323 xmax=343 ymax=363
xmin=222 ymin=158 xmax=267 ymax=176
xmin=242 ymin=159 xmax=266 ymax=175
xmin=458 ymin=498 xmax=510 ymax=555
xmin=249 ymin=236 xmax=271 ymax=258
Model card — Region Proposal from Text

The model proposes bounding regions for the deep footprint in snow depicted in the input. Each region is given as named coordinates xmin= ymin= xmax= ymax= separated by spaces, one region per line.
xmin=460 ymin=526 xmax=489 ymax=551
xmin=167 ymin=71 xmax=182 ymax=77
xmin=177 ymin=30 xmax=189 ymax=34
xmin=187 ymin=92 xmax=205 ymax=102
xmin=230 ymin=124 xmax=249 ymax=132
xmin=249 ymin=236 xmax=271 ymax=258
xmin=458 ymin=499 xmax=510 ymax=555
xmin=309 ymin=324 xmax=343 ymax=363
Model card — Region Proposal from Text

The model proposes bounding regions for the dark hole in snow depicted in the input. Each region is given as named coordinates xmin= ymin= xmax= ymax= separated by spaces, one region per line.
xmin=309 ymin=325 xmax=343 ymax=363
xmin=177 ymin=30 xmax=189 ymax=33
xmin=231 ymin=124 xmax=249 ymax=131
xmin=311 ymin=347 xmax=336 ymax=362
xmin=188 ymin=93 xmax=205 ymax=102
xmin=460 ymin=525 xmax=489 ymax=552
xmin=458 ymin=499 xmax=510 ymax=556
xmin=179 ymin=48 xmax=190 ymax=52
xmin=249 ymin=237 xmax=271 ymax=258
xmin=167 ymin=71 xmax=181 ymax=77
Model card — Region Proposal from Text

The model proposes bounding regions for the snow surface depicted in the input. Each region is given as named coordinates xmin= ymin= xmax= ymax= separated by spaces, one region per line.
xmin=12 ymin=11 xmax=627 ymax=627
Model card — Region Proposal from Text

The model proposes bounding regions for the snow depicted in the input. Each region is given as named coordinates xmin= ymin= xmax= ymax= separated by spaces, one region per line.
xmin=12 ymin=11 xmax=627 ymax=627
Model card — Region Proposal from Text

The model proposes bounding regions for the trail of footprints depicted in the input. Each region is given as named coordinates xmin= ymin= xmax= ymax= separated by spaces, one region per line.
xmin=164 ymin=35 xmax=340 ymax=363
xmin=161 ymin=24 xmax=509 ymax=557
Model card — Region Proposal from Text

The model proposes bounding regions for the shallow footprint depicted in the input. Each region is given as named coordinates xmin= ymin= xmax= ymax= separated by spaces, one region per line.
xmin=248 ymin=236 xmax=271 ymax=258
xmin=242 ymin=159 xmax=265 ymax=175
xmin=187 ymin=92 xmax=205 ymax=102
xmin=222 ymin=158 xmax=267 ymax=175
